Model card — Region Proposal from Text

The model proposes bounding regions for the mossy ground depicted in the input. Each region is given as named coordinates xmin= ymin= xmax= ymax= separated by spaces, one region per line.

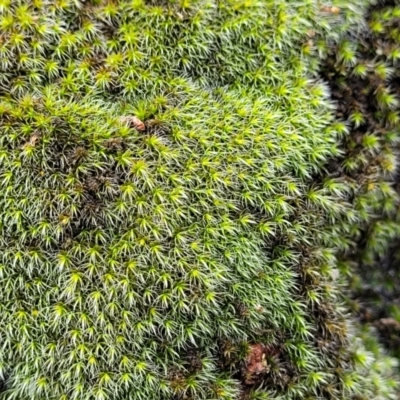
xmin=0 ymin=1 xmax=398 ymax=399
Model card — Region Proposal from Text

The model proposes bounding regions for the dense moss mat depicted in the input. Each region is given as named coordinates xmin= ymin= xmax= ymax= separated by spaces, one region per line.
xmin=320 ymin=0 xmax=400 ymax=360
xmin=0 ymin=0 xmax=398 ymax=399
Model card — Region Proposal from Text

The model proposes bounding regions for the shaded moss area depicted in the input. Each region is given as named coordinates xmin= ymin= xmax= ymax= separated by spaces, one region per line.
xmin=320 ymin=0 xmax=400 ymax=360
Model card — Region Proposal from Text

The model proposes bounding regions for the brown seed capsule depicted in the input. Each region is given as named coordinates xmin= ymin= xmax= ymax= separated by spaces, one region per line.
xmin=120 ymin=115 xmax=146 ymax=131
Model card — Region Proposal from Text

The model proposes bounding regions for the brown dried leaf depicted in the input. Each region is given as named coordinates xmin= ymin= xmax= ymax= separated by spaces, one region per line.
xmin=321 ymin=5 xmax=341 ymax=14
xmin=23 ymin=133 xmax=40 ymax=148
xmin=120 ymin=115 xmax=146 ymax=131
xmin=243 ymin=344 xmax=269 ymax=384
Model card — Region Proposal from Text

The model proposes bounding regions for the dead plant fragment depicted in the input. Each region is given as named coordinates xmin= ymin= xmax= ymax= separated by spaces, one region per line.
xmin=119 ymin=115 xmax=146 ymax=131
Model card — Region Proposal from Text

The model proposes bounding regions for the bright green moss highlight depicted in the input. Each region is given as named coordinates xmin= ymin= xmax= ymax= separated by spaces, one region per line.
xmin=0 ymin=0 xmax=398 ymax=399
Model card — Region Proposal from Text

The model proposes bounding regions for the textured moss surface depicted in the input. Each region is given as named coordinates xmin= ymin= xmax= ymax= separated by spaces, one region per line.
xmin=320 ymin=0 xmax=400 ymax=361
xmin=0 ymin=1 xmax=398 ymax=399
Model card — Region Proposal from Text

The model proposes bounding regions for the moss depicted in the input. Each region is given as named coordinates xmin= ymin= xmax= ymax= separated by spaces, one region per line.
xmin=320 ymin=0 xmax=400 ymax=364
xmin=0 ymin=0 xmax=398 ymax=399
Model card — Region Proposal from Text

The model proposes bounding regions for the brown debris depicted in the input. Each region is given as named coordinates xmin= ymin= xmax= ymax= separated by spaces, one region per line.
xmin=70 ymin=146 xmax=88 ymax=164
xmin=321 ymin=5 xmax=341 ymax=14
xmin=85 ymin=176 xmax=101 ymax=192
xmin=104 ymin=137 xmax=124 ymax=152
xmin=22 ymin=133 xmax=40 ymax=148
xmin=242 ymin=343 xmax=280 ymax=384
xmin=255 ymin=304 xmax=265 ymax=313
xmin=376 ymin=318 xmax=400 ymax=330
xmin=120 ymin=115 xmax=146 ymax=131
xmin=307 ymin=30 xmax=316 ymax=38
